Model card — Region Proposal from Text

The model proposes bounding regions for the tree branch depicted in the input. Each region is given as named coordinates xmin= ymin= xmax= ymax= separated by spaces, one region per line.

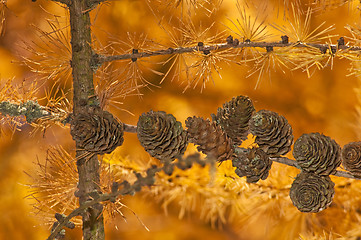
xmin=270 ymin=156 xmax=360 ymax=180
xmin=69 ymin=0 xmax=104 ymax=239
xmin=46 ymin=145 xmax=360 ymax=239
xmin=47 ymin=153 xmax=210 ymax=240
xmin=103 ymin=123 xmax=361 ymax=181
xmin=92 ymin=36 xmax=361 ymax=66
xmin=2 ymin=102 xmax=358 ymax=181
xmin=123 ymin=123 xmax=137 ymax=133
xmin=0 ymin=101 xmax=50 ymax=123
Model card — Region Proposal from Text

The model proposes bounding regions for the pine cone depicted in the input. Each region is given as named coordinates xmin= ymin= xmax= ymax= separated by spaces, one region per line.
xmin=290 ymin=172 xmax=335 ymax=213
xmin=137 ymin=110 xmax=188 ymax=162
xmin=211 ymin=95 xmax=255 ymax=145
xmin=342 ymin=141 xmax=361 ymax=178
xmin=249 ymin=110 xmax=293 ymax=157
xmin=70 ymin=107 xmax=124 ymax=154
xmin=293 ymin=132 xmax=341 ymax=175
xmin=232 ymin=147 xmax=272 ymax=183
xmin=186 ymin=116 xmax=234 ymax=162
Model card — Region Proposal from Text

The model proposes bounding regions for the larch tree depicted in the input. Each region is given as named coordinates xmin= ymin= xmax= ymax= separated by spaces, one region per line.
xmin=1 ymin=0 xmax=361 ymax=239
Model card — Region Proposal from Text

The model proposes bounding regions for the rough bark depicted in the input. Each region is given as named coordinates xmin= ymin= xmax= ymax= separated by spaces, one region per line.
xmin=69 ymin=0 xmax=105 ymax=239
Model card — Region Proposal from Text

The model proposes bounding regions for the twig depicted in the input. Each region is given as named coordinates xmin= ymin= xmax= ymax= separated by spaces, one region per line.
xmin=47 ymin=153 xmax=208 ymax=240
xmin=270 ymin=156 xmax=301 ymax=169
xmin=0 ymin=101 xmax=51 ymax=123
xmin=2 ymin=106 xmax=359 ymax=181
xmin=110 ymin=123 xmax=361 ymax=181
xmin=93 ymin=38 xmax=361 ymax=66
xmin=270 ymin=156 xmax=360 ymax=180
xmin=123 ymin=123 xmax=137 ymax=133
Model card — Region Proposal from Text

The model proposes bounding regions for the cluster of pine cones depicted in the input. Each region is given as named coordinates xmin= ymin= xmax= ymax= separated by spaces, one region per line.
xmin=69 ymin=97 xmax=361 ymax=213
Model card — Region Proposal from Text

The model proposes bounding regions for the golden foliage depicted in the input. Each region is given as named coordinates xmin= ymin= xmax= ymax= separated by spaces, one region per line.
xmin=26 ymin=146 xmax=135 ymax=228
xmin=340 ymin=26 xmax=361 ymax=79
xmin=158 ymin=19 xmax=193 ymax=84
xmin=147 ymin=0 xmax=223 ymax=18
xmin=3 ymin=0 xmax=361 ymax=239
xmin=292 ymin=44 xmax=336 ymax=78
xmin=103 ymin=148 xmax=361 ymax=240
xmin=0 ymin=78 xmax=39 ymax=136
xmin=94 ymin=62 xmax=141 ymax=111
xmin=26 ymin=145 xmax=81 ymax=226
xmin=20 ymin=17 xmax=72 ymax=88
xmin=105 ymin=32 xmax=163 ymax=94
xmin=246 ymin=47 xmax=296 ymax=88
xmin=310 ymin=0 xmax=359 ymax=12
xmin=272 ymin=5 xmax=335 ymax=44
xmin=227 ymin=1 xmax=271 ymax=43
xmin=176 ymin=17 xmax=231 ymax=91
xmin=184 ymin=48 xmax=234 ymax=92
xmin=29 ymin=86 xmax=71 ymax=135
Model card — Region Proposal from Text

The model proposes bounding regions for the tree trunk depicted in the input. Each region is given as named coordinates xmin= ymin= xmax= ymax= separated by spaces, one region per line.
xmin=69 ymin=0 xmax=105 ymax=239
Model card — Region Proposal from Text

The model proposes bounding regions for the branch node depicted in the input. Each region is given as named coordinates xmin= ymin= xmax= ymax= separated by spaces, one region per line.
xmin=320 ymin=46 xmax=328 ymax=54
xmin=331 ymin=46 xmax=337 ymax=54
xmin=337 ymin=37 xmax=345 ymax=47
xmin=90 ymin=52 xmax=102 ymax=71
xmin=226 ymin=35 xmax=233 ymax=44
xmin=88 ymin=190 xmax=101 ymax=200
xmin=168 ymin=47 xmax=174 ymax=54
xmin=131 ymin=49 xmax=138 ymax=62
xmin=203 ymin=49 xmax=211 ymax=55
xmin=281 ymin=35 xmax=289 ymax=44
xmin=55 ymin=213 xmax=76 ymax=229
xmin=266 ymin=46 xmax=273 ymax=52
xmin=233 ymin=38 xmax=239 ymax=46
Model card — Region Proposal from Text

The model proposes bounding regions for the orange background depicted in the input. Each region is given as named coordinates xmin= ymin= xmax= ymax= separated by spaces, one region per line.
xmin=1 ymin=0 xmax=361 ymax=239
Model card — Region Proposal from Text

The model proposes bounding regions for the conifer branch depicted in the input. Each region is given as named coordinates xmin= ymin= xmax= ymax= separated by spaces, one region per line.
xmin=270 ymin=156 xmax=360 ymax=180
xmin=122 ymin=123 xmax=361 ymax=181
xmin=92 ymin=37 xmax=361 ymax=66
xmin=69 ymin=0 xmax=104 ymax=238
xmin=0 ymin=101 xmax=50 ymax=123
xmin=1 ymin=103 xmax=358 ymax=181
xmin=47 ymin=153 xmax=210 ymax=240
xmin=123 ymin=123 xmax=137 ymax=133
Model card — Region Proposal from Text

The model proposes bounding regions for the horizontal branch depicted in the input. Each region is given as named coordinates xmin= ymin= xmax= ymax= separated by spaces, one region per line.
xmin=93 ymin=36 xmax=361 ymax=66
xmin=0 ymin=101 xmax=51 ymax=123
xmin=123 ymin=123 xmax=137 ymax=133
xmin=46 ymin=144 xmax=359 ymax=239
xmin=3 ymin=104 xmax=357 ymax=181
xmin=123 ymin=123 xmax=361 ymax=181
xmin=270 ymin=156 xmax=360 ymax=180
xmin=47 ymin=153 xmax=209 ymax=240
xmin=46 ymin=175 xmax=152 ymax=240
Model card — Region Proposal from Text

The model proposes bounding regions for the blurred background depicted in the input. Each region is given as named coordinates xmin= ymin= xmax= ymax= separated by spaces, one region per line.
xmin=1 ymin=0 xmax=361 ymax=239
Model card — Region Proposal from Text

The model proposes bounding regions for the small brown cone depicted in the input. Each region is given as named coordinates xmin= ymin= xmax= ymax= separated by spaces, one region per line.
xmin=232 ymin=147 xmax=272 ymax=183
xmin=342 ymin=141 xmax=361 ymax=178
xmin=137 ymin=110 xmax=188 ymax=162
xmin=290 ymin=172 xmax=335 ymax=213
xmin=293 ymin=132 xmax=341 ymax=176
xmin=249 ymin=110 xmax=293 ymax=157
xmin=70 ymin=107 xmax=124 ymax=154
xmin=185 ymin=116 xmax=234 ymax=162
xmin=212 ymin=95 xmax=255 ymax=145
